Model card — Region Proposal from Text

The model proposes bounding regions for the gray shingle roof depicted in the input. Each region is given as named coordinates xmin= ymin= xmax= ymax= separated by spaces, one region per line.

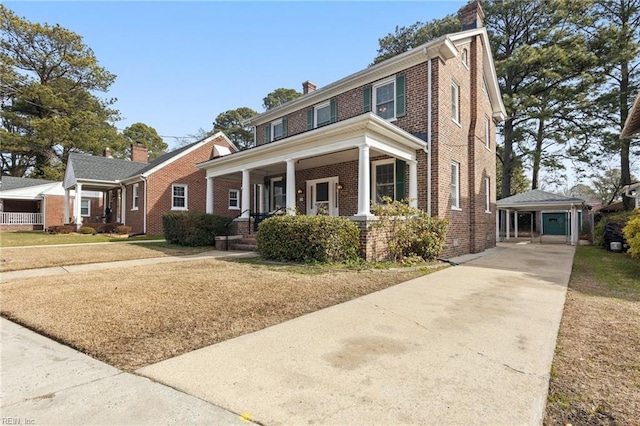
xmin=135 ymin=139 xmax=202 ymax=175
xmin=0 ymin=176 xmax=57 ymax=191
xmin=497 ymin=189 xmax=584 ymax=206
xmin=67 ymin=153 xmax=147 ymax=182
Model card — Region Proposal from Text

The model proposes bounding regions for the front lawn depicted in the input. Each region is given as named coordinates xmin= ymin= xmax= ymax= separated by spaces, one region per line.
xmin=0 ymin=242 xmax=214 ymax=272
xmin=0 ymin=260 xmax=437 ymax=371
xmin=544 ymin=246 xmax=640 ymax=425
xmin=0 ymin=231 xmax=162 ymax=247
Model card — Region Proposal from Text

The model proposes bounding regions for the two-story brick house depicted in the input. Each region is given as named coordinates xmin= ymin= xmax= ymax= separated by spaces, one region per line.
xmin=197 ymin=3 xmax=506 ymax=258
xmin=63 ymin=132 xmax=240 ymax=235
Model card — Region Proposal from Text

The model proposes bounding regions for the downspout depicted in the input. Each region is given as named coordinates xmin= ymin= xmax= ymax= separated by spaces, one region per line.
xmin=427 ymin=57 xmax=433 ymax=216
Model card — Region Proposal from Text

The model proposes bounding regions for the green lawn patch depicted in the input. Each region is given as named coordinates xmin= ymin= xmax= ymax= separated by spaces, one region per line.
xmin=0 ymin=231 xmax=163 ymax=247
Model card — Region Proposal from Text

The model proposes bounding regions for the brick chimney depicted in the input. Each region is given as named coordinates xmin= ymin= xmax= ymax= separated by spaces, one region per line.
xmin=103 ymin=147 xmax=112 ymax=158
xmin=131 ymin=143 xmax=148 ymax=163
xmin=302 ymin=80 xmax=317 ymax=94
xmin=459 ymin=1 xmax=485 ymax=30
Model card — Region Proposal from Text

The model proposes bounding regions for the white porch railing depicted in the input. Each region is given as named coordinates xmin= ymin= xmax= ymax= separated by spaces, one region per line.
xmin=0 ymin=212 xmax=44 ymax=225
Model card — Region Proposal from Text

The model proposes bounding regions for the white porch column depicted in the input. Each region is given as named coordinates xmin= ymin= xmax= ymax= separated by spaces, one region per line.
xmin=357 ymin=144 xmax=372 ymax=216
xmin=120 ymin=187 xmax=126 ymax=224
xmin=408 ymin=159 xmax=418 ymax=209
xmin=64 ymin=188 xmax=70 ymax=224
xmin=286 ymin=159 xmax=296 ymax=215
xmin=241 ymin=169 xmax=251 ymax=218
xmin=258 ymin=184 xmax=265 ymax=214
xmin=74 ymin=183 xmax=83 ymax=227
xmin=496 ymin=209 xmax=500 ymax=242
xmin=514 ymin=212 xmax=519 ymax=238
xmin=206 ymin=177 xmax=214 ymax=214
xmin=570 ymin=205 xmax=578 ymax=246
xmin=505 ymin=208 xmax=511 ymax=240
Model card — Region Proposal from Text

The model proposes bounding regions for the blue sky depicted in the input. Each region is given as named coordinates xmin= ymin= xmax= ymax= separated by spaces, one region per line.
xmin=5 ymin=1 xmax=465 ymax=149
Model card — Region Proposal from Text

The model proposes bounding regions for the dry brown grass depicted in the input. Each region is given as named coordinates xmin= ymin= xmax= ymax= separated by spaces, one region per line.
xmin=0 ymin=259 xmax=434 ymax=371
xmin=544 ymin=246 xmax=640 ymax=425
xmin=0 ymin=242 xmax=211 ymax=272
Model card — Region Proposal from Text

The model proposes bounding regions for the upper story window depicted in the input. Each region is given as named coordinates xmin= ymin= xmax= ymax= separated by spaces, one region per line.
xmin=484 ymin=116 xmax=491 ymax=150
xmin=451 ymin=80 xmax=460 ymax=125
xmin=451 ymin=161 xmax=461 ymax=210
xmin=373 ymin=77 xmax=396 ymax=120
xmin=485 ymin=177 xmax=491 ymax=213
xmin=314 ymin=101 xmax=331 ymax=128
xmin=81 ymin=199 xmax=90 ymax=217
xmin=132 ymin=183 xmax=139 ymax=210
xmin=271 ymin=119 xmax=284 ymax=142
xmin=172 ymin=184 xmax=187 ymax=210
xmin=462 ymin=48 xmax=469 ymax=67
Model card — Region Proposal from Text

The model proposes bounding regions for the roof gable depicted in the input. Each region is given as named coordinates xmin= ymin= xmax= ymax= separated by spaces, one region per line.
xmin=65 ymin=153 xmax=147 ymax=188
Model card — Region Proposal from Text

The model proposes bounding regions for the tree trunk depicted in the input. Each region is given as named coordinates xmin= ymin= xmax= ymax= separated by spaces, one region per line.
xmin=501 ymin=118 xmax=514 ymax=198
xmin=531 ymin=119 xmax=545 ymax=189
xmin=619 ymin=57 xmax=632 ymax=210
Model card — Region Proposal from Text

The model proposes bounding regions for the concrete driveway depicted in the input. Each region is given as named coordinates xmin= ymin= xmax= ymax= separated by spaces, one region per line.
xmin=138 ymin=242 xmax=574 ymax=425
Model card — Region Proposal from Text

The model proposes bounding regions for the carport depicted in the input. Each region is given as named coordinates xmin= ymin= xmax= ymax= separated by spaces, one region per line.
xmin=496 ymin=189 xmax=586 ymax=245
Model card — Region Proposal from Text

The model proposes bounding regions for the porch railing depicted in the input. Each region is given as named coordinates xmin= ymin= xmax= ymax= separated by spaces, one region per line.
xmin=0 ymin=212 xmax=44 ymax=225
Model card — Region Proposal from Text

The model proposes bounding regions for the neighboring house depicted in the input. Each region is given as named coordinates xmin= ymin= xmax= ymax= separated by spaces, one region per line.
xmin=0 ymin=176 xmax=102 ymax=231
xmin=63 ymin=132 xmax=240 ymax=235
xmin=197 ymin=2 xmax=506 ymax=258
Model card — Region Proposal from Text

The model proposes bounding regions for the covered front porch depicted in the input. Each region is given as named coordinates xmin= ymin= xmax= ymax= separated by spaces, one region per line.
xmin=62 ymin=181 xmax=122 ymax=229
xmin=197 ymin=113 xmax=426 ymax=227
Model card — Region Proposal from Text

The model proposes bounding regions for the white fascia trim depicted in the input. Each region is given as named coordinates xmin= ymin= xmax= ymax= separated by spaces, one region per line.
xmin=72 ymin=178 xmax=121 ymax=188
xmin=622 ymin=181 xmax=640 ymax=197
xmin=621 ymin=91 xmax=640 ymax=138
xmin=246 ymin=36 xmax=459 ymax=126
xmin=200 ymin=114 xmax=423 ymax=178
xmin=496 ymin=202 xmax=585 ymax=211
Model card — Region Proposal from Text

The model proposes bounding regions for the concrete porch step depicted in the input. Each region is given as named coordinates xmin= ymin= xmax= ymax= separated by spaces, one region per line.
xmin=230 ymin=243 xmax=258 ymax=251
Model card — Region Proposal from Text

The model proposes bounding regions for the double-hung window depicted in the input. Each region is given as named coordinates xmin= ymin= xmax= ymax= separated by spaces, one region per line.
xmin=81 ymin=199 xmax=90 ymax=217
xmin=271 ymin=119 xmax=284 ymax=141
xmin=451 ymin=161 xmax=461 ymax=210
xmin=372 ymin=159 xmax=395 ymax=203
xmin=452 ymin=81 xmax=460 ymax=125
xmin=373 ymin=77 xmax=396 ymax=120
xmin=484 ymin=116 xmax=491 ymax=150
xmin=314 ymin=101 xmax=331 ymax=128
xmin=132 ymin=183 xmax=139 ymax=210
xmin=485 ymin=177 xmax=491 ymax=213
xmin=229 ymin=189 xmax=239 ymax=210
xmin=172 ymin=184 xmax=187 ymax=210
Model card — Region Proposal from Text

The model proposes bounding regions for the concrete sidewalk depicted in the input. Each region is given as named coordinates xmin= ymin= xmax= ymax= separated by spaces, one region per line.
xmin=138 ymin=242 xmax=575 ymax=425
xmin=0 ymin=250 xmax=257 ymax=282
xmin=0 ymin=318 xmax=247 ymax=425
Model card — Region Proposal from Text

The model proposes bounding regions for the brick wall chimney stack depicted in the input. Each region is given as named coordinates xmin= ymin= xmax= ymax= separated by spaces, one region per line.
xmin=459 ymin=1 xmax=485 ymax=30
xmin=302 ymin=80 xmax=317 ymax=94
xmin=131 ymin=143 xmax=148 ymax=163
xmin=103 ymin=147 xmax=112 ymax=158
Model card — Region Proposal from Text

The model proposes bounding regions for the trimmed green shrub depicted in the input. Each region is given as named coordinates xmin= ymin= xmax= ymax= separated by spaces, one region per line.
xmin=623 ymin=209 xmax=640 ymax=258
xmin=257 ymin=215 xmax=360 ymax=262
xmin=162 ymin=211 xmax=232 ymax=246
xmin=47 ymin=225 xmax=74 ymax=234
xmin=115 ymin=225 xmax=132 ymax=235
xmin=79 ymin=226 xmax=95 ymax=235
xmin=371 ymin=197 xmax=449 ymax=261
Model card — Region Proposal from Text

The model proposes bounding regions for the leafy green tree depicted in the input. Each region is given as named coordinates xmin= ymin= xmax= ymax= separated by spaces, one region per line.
xmin=122 ymin=122 xmax=167 ymax=160
xmin=262 ymin=88 xmax=301 ymax=111
xmin=589 ymin=0 xmax=640 ymax=210
xmin=0 ymin=5 xmax=123 ymax=179
xmin=591 ymin=167 xmax=638 ymax=206
xmin=212 ymin=107 xmax=257 ymax=150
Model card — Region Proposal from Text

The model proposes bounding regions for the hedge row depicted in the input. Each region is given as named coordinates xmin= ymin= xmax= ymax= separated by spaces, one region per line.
xmin=257 ymin=215 xmax=360 ymax=262
xmin=623 ymin=210 xmax=640 ymax=258
xmin=163 ymin=211 xmax=232 ymax=246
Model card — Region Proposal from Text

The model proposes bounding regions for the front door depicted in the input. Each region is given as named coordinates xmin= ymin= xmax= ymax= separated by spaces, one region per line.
xmin=307 ymin=177 xmax=339 ymax=216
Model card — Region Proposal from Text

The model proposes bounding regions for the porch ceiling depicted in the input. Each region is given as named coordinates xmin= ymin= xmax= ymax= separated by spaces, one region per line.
xmin=197 ymin=113 xmax=426 ymax=180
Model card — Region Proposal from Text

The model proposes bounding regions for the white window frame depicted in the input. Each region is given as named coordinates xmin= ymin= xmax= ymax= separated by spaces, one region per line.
xmin=484 ymin=116 xmax=491 ymax=150
xmin=270 ymin=176 xmax=286 ymax=210
xmin=271 ymin=119 xmax=284 ymax=142
xmin=462 ymin=48 xmax=469 ymax=68
xmin=485 ymin=177 xmax=491 ymax=213
xmin=371 ymin=158 xmax=396 ymax=203
xmin=372 ymin=76 xmax=396 ymax=121
xmin=171 ymin=184 xmax=188 ymax=211
xmin=132 ymin=183 xmax=139 ymax=211
xmin=451 ymin=80 xmax=461 ymax=126
xmin=229 ymin=189 xmax=240 ymax=210
xmin=314 ymin=101 xmax=331 ymax=128
xmin=451 ymin=161 xmax=461 ymax=210
xmin=80 ymin=199 xmax=91 ymax=217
